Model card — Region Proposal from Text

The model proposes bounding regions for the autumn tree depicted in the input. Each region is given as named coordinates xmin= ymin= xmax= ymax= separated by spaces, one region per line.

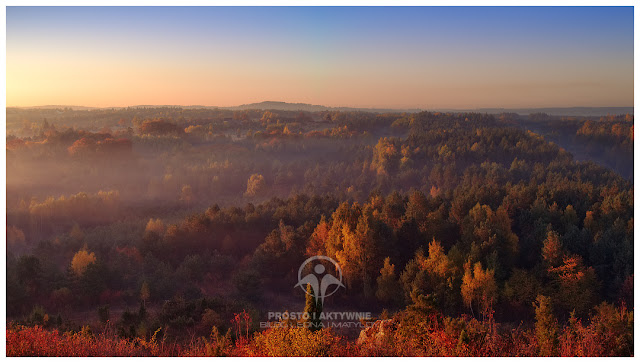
xmin=547 ymin=255 xmax=598 ymax=317
xmin=376 ymin=257 xmax=401 ymax=305
xmin=371 ymin=137 xmax=400 ymax=176
xmin=324 ymin=202 xmax=360 ymax=259
xmin=145 ymin=218 xmax=166 ymax=235
xmin=381 ymin=191 xmax=405 ymax=230
xmin=306 ymin=215 xmax=329 ymax=257
xmin=244 ymin=174 xmax=266 ymax=198
xmin=404 ymin=190 xmax=429 ymax=223
xmin=542 ymin=229 xmax=564 ymax=268
xmin=335 ymin=205 xmax=385 ymax=296
xmin=334 ymin=225 xmax=360 ymax=291
xmin=462 ymin=203 xmax=519 ymax=281
xmin=137 ymin=119 xmax=182 ymax=136
xmin=260 ymin=111 xmax=277 ymax=124
xmin=401 ymin=240 xmax=457 ymax=312
xmin=71 ymin=248 xmax=97 ymax=276
xmin=461 ymin=261 xmax=496 ymax=319
xmin=252 ymin=220 xmax=302 ymax=277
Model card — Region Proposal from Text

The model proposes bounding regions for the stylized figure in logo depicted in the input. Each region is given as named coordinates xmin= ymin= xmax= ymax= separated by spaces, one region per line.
xmin=294 ymin=256 xmax=345 ymax=305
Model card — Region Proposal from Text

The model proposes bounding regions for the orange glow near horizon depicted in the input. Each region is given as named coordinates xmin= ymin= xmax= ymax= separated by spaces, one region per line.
xmin=7 ymin=6 xmax=634 ymax=109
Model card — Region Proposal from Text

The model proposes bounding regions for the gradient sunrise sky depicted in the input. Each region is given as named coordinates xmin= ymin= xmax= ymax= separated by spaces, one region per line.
xmin=6 ymin=6 xmax=634 ymax=109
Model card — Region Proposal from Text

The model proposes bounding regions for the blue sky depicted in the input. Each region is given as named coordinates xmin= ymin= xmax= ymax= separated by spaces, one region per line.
xmin=6 ymin=6 xmax=634 ymax=108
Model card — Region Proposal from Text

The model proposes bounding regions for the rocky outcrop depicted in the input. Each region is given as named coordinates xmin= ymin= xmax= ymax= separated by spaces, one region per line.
xmin=357 ymin=319 xmax=397 ymax=348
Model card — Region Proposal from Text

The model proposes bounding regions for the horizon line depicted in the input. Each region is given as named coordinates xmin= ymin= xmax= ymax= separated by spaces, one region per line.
xmin=6 ymin=101 xmax=635 ymax=111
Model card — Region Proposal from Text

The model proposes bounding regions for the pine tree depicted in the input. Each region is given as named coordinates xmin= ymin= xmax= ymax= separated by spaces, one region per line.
xmin=140 ymin=281 xmax=150 ymax=307
xmin=304 ymin=284 xmax=316 ymax=324
xmin=534 ymin=295 xmax=558 ymax=356
xmin=303 ymin=283 xmax=322 ymax=331
xmin=138 ymin=300 xmax=147 ymax=322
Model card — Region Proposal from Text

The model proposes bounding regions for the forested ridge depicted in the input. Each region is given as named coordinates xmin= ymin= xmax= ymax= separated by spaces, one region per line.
xmin=6 ymin=107 xmax=633 ymax=356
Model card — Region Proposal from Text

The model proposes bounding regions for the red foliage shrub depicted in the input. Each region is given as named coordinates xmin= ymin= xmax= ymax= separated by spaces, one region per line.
xmin=7 ymin=303 xmax=633 ymax=357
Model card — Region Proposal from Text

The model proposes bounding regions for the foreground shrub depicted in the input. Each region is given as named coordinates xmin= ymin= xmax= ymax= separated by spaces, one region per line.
xmin=7 ymin=302 xmax=633 ymax=357
xmin=358 ymin=304 xmax=632 ymax=357
xmin=247 ymin=325 xmax=355 ymax=356
xmin=6 ymin=325 xmax=181 ymax=357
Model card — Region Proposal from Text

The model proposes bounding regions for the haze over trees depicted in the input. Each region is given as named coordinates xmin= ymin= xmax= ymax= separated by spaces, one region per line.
xmin=6 ymin=106 xmax=633 ymax=356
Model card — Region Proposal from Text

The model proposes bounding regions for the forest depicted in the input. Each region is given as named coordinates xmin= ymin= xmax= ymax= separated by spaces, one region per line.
xmin=5 ymin=106 xmax=634 ymax=356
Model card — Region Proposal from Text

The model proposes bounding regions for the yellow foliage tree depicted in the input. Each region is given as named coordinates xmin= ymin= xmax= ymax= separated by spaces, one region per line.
xmin=71 ymin=249 xmax=97 ymax=276
xmin=376 ymin=257 xmax=401 ymax=304
xmin=461 ymin=261 xmax=496 ymax=319
xmin=244 ymin=174 xmax=265 ymax=197
xmin=335 ymin=206 xmax=377 ymax=296
xmin=145 ymin=218 xmax=166 ymax=235
xmin=425 ymin=239 xmax=453 ymax=277
xmin=335 ymin=224 xmax=358 ymax=290
xmin=401 ymin=239 xmax=455 ymax=311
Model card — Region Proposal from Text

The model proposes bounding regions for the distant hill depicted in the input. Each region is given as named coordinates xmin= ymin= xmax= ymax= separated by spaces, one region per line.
xmin=9 ymin=102 xmax=632 ymax=117
xmin=225 ymin=101 xmax=422 ymax=114
xmin=466 ymin=107 xmax=634 ymax=117
xmin=8 ymin=105 xmax=99 ymax=111
xmin=227 ymin=101 xmax=330 ymax=112
xmin=225 ymin=102 xmax=633 ymax=117
xmin=128 ymin=105 xmax=211 ymax=109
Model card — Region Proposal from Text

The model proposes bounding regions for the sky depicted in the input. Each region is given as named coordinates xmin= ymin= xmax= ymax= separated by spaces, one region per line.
xmin=6 ymin=6 xmax=634 ymax=109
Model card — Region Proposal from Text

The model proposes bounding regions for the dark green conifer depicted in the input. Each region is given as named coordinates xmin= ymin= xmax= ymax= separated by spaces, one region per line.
xmin=534 ymin=295 xmax=558 ymax=356
xmin=303 ymin=283 xmax=322 ymax=331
